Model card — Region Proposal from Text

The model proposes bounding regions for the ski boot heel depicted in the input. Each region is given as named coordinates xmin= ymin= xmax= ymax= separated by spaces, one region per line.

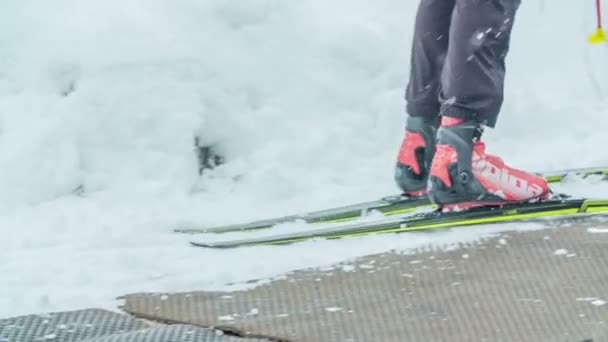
xmin=395 ymin=116 xmax=438 ymax=196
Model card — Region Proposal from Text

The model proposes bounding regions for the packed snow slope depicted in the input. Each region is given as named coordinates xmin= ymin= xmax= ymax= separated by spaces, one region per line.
xmin=1 ymin=0 xmax=607 ymax=318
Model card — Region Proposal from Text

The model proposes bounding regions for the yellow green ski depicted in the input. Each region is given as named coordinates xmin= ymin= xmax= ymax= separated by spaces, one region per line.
xmin=191 ymin=198 xmax=608 ymax=248
xmin=177 ymin=166 xmax=608 ymax=234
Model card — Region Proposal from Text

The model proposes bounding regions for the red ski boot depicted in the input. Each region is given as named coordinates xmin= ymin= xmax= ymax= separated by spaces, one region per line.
xmin=427 ymin=117 xmax=549 ymax=210
xmin=395 ymin=116 xmax=438 ymax=196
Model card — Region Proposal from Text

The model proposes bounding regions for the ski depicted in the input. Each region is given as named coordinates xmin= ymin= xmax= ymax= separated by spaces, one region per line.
xmin=177 ymin=195 xmax=431 ymax=234
xmin=190 ymin=198 xmax=608 ymax=248
xmin=176 ymin=166 xmax=608 ymax=234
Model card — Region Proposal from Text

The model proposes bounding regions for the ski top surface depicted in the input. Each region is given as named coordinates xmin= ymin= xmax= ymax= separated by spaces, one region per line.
xmin=175 ymin=166 xmax=608 ymax=234
xmin=190 ymin=198 xmax=608 ymax=249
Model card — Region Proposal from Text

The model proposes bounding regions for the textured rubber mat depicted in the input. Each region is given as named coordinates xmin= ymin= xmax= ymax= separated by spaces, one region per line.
xmin=122 ymin=222 xmax=608 ymax=342
xmin=0 ymin=309 xmax=147 ymax=342
xmin=81 ymin=324 xmax=267 ymax=342
xmin=0 ymin=308 xmax=267 ymax=342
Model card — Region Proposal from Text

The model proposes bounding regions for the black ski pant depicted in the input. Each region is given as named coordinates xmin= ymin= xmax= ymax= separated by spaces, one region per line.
xmin=405 ymin=0 xmax=521 ymax=128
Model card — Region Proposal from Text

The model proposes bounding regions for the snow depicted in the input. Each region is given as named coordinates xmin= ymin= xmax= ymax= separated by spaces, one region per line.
xmin=577 ymin=297 xmax=608 ymax=307
xmin=217 ymin=315 xmax=235 ymax=322
xmin=553 ymin=249 xmax=569 ymax=256
xmin=341 ymin=265 xmax=355 ymax=272
xmin=587 ymin=227 xmax=608 ymax=233
xmin=1 ymin=0 xmax=608 ymax=319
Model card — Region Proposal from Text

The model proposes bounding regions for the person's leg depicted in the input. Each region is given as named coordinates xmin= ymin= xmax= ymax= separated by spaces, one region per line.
xmin=405 ymin=0 xmax=455 ymax=119
xmin=427 ymin=0 xmax=549 ymax=208
xmin=439 ymin=0 xmax=520 ymax=127
xmin=396 ymin=0 xmax=455 ymax=195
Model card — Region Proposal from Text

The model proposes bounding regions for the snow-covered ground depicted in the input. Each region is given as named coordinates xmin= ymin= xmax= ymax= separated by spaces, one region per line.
xmin=1 ymin=0 xmax=607 ymax=318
